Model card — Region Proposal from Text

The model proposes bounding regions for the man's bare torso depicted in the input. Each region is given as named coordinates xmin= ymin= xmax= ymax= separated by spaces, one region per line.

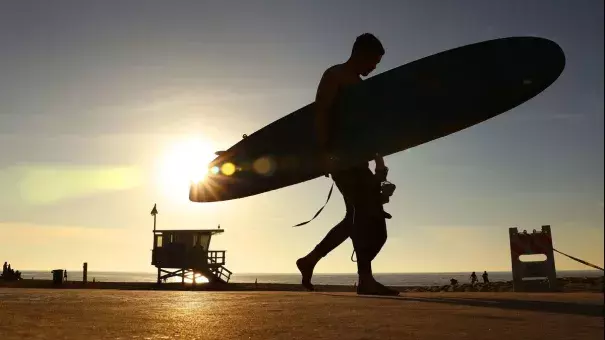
xmin=316 ymin=63 xmax=369 ymax=169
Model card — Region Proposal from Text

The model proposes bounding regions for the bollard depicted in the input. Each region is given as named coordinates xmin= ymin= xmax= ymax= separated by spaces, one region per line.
xmin=83 ymin=262 xmax=88 ymax=284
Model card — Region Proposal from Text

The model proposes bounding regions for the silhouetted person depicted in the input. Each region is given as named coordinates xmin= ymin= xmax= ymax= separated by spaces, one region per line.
xmin=64 ymin=270 xmax=68 ymax=282
xmin=2 ymin=262 xmax=7 ymax=277
xmin=470 ymin=272 xmax=478 ymax=285
xmin=482 ymin=271 xmax=489 ymax=284
xmin=297 ymin=33 xmax=398 ymax=296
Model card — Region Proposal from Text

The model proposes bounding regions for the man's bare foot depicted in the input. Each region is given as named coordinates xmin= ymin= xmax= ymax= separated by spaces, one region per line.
xmin=296 ymin=257 xmax=316 ymax=291
xmin=357 ymin=278 xmax=400 ymax=296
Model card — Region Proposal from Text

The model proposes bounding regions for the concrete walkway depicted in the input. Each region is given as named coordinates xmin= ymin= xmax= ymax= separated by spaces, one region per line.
xmin=0 ymin=289 xmax=602 ymax=339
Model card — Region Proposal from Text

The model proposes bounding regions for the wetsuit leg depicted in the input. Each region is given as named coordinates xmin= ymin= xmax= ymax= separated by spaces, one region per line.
xmin=297 ymin=186 xmax=354 ymax=291
xmin=297 ymin=166 xmax=386 ymax=291
xmin=309 ymin=195 xmax=354 ymax=258
xmin=332 ymin=167 xmax=386 ymax=277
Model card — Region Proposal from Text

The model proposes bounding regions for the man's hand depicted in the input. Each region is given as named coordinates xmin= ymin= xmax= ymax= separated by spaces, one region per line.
xmin=374 ymin=153 xmax=386 ymax=170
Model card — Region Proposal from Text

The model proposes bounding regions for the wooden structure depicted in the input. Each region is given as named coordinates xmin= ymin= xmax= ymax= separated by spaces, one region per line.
xmin=152 ymin=228 xmax=232 ymax=284
xmin=509 ymin=225 xmax=557 ymax=292
xmin=149 ymin=204 xmax=232 ymax=284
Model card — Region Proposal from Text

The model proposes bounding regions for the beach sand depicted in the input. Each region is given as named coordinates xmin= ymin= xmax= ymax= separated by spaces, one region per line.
xmin=0 ymin=288 xmax=602 ymax=340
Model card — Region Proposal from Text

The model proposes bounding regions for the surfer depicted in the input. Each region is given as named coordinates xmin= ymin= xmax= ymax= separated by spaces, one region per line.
xmin=296 ymin=33 xmax=399 ymax=296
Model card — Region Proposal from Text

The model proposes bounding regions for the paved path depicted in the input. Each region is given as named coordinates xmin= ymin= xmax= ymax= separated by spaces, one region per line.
xmin=0 ymin=289 xmax=602 ymax=339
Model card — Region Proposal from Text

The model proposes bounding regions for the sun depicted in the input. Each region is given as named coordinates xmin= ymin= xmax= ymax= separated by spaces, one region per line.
xmin=157 ymin=136 xmax=216 ymax=199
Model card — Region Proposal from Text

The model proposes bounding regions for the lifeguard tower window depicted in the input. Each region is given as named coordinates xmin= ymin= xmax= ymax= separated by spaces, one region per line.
xmin=156 ymin=235 xmax=163 ymax=248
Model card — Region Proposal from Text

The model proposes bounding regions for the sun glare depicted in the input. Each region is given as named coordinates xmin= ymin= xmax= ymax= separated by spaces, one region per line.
xmin=157 ymin=137 xmax=215 ymax=199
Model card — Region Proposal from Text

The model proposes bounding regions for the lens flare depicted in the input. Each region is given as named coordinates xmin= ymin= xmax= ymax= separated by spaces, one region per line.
xmin=253 ymin=156 xmax=275 ymax=176
xmin=221 ymin=163 xmax=236 ymax=176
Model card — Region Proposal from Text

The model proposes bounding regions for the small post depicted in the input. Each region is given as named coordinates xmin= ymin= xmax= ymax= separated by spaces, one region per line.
xmin=83 ymin=262 xmax=88 ymax=284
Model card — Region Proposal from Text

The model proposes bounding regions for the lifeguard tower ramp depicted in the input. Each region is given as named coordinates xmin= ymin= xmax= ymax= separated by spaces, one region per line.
xmin=151 ymin=228 xmax=232 ymax=284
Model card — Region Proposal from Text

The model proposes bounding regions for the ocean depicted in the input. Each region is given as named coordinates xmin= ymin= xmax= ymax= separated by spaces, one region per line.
xmin=17 ymin=270 xmax=603 ymax=287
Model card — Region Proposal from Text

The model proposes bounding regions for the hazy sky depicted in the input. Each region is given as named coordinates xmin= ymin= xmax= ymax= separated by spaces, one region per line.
xmin=1 ymin=0 xmax=603 ymax=274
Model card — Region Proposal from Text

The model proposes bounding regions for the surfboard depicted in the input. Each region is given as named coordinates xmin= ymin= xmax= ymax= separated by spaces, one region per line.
xmin=190 ymin=36 xmax=566 ymax=203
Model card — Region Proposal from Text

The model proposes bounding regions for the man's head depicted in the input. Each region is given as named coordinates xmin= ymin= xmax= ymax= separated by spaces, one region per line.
xmin=350 ymin=33 xmax=385 ymax=76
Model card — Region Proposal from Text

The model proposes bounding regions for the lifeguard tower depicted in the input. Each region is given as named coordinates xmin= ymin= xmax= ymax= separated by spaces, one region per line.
xmin=149 ymin=204 xmax=232 ymax=284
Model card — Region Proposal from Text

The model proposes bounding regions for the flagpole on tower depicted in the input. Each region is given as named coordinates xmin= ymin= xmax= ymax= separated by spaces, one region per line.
xmin=151 ymin=204 xmax=158 ymax=231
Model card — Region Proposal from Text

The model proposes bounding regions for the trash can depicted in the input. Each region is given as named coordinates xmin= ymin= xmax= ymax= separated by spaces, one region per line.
xmin=51 ymin=269 xmax=64 ymax=285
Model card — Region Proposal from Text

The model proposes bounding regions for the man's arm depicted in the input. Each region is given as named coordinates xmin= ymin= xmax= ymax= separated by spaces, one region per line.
xmin=374 ymin=153 xmax=388 ymax=182
xmin=314 ymin=68 xmax=340 ymax=152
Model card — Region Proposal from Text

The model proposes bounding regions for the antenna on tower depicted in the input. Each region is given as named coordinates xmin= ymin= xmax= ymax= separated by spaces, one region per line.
xmin=150 ymin=204 xmax=158 ymax=231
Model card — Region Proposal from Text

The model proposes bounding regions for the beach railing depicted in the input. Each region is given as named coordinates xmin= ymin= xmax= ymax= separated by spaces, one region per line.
xmin=211 ymin=265 xmax=232 ymax=283
xmin=207 ymin=251 xmax=226 ymax=266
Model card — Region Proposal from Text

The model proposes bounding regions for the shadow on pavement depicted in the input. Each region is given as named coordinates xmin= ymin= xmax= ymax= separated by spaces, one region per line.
xmin=318 ymin=293 xmax=605 ymax=318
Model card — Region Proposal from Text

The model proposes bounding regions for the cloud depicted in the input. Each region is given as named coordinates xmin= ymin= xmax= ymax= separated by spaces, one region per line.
xmin=0 ymin=222 xmax=125 ymax=243
xmin=0 ymin=165 xmax=143 ymax=206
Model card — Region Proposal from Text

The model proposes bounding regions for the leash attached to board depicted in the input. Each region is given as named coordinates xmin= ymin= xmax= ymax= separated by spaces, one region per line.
xmin=553 ymin=248 xmax=604 ymax=271
xmin=292 ymin=154 xmax=338 ymax=227
xmin=292 ymin=182 xmax=335 ymax=227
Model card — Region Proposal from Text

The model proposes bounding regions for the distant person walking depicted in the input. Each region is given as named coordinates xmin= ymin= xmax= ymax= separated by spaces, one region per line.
xmin=470 ymin=272 xmax=478 ymax=285
xmin=482 ymin=271 xmax=489 ymax=284
xmin=64 ymin=270 xmax=68 ymax=282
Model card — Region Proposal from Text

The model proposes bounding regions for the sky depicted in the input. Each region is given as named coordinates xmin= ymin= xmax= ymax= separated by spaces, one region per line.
xmin=0 ymin=0 xmax=603 ymax=275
